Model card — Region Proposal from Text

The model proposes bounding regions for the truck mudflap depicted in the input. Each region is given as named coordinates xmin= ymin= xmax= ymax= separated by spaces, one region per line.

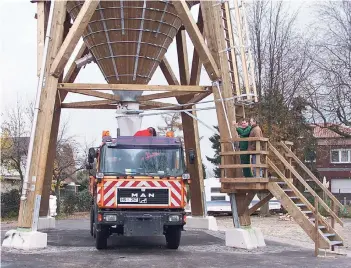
xmin=98 ymin=211 xmax=185 ymax=236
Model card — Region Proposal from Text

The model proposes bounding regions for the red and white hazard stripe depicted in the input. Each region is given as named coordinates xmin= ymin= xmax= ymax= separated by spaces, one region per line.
xmin=98 ymin=180 xmax=184 ymax=208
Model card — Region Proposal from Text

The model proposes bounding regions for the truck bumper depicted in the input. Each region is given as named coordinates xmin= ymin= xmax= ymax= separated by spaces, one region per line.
xmin=97 ymin=211 xmax=185 ymax=236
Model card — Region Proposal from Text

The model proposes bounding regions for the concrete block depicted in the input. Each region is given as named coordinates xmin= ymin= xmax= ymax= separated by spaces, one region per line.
xmin=253 ymin=227 xmax=266 ymax=247
xmin=186 ymin=216 xmax=218 ymax=231
xmin=225 ymin=228 xmax=256 ymax=250
xmin=2 ymin=229 xmax=47 ymax=250
xmin=37 ymin=216 xmax=56 ymax=230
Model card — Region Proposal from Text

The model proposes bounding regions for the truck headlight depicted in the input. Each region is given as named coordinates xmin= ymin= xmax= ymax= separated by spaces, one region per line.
xmin=169 ymin=215 xmax=180 ymax=222
xmin=104 ymin=215 xmax=117 ymax=222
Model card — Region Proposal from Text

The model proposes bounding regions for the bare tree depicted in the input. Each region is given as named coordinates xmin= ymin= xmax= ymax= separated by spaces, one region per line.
xmin=1 ymin=98 xmax=31 ymax=190
xmin=304 ymin=1 xmax=351 ymax=137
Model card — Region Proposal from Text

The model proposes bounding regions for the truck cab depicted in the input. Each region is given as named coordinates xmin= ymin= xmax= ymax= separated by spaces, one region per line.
xmin=87 ymin=133 xmax=189 ymax=250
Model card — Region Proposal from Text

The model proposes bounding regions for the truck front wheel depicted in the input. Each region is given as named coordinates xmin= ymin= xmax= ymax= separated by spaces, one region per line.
xmin=95 ymin=226 xmax=108 ymax=250
xmin=165 ymin=226 xmax=182 ymax=249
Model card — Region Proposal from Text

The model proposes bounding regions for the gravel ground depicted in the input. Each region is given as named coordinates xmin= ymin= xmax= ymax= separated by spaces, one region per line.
xmin=217 ymin=215 xmax=351 ymax=250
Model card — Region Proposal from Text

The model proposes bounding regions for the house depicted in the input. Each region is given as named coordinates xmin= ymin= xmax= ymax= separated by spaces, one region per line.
xmin=309 ymin=125 xmax=351 ymax=204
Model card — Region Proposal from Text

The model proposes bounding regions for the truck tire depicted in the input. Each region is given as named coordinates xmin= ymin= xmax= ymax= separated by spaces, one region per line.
xmin=165 ymin=226 xmax=182 ymax=249
xmin=90 ymin=206 xmax=94 ymax=237
xmin=95 ymin=226 xmax=108 ymax=250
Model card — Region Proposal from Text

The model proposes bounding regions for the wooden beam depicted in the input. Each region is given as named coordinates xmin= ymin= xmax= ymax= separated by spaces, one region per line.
xmin=221 ymin=178 xmax=270 ymax=183
xmin=139 ymin=100 xmax=179 ymax=109
xmin=63 ymin=43 xmax=88 ymax=83
xmin=137 ymin=91 xmax=191 ymax=101
xmin=176 ymin=30 xmax=190 ymax=85
xmin=248 ymin=193 xmax=273 ymax=215
xmin=58 ymin=83 xmax=209 ymax=92
xmin=172 ymin=0 xmax=220 ymax=80
xmin=60 ymin=88 xmax=121 ymax=102
xmin=159 ymin=57 xmax=180 ymax=85
xmin=50 ymin=0 xmax=99 ymax=77
xmin=62 ymin=100 xmax=116 ymax=108
xmin=36 ymin=1 xmax=50 ymax=76
xmin=190 ymin=6 xmax=204 ymax=86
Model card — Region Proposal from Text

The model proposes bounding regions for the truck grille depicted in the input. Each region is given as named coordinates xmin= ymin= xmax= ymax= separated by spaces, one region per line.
xmin=117 ymin=188 xmax=169 ymax=205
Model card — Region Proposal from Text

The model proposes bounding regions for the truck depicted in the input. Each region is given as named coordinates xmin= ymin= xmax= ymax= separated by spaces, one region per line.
xmin=87 ymin=131 xmax=190 ymax=250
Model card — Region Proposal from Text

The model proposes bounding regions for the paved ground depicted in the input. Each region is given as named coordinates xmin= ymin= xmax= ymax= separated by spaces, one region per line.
xmin=1 ymin=219 xmax=350 ymax=268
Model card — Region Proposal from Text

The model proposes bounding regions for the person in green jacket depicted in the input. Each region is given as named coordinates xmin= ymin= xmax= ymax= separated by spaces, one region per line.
xmin=233 ymin=119 xmax=253 ymax=177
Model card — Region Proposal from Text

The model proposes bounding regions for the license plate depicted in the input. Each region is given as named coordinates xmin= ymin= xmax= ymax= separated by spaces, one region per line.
xmin=120 ymin=197 xmax=138 ymax=203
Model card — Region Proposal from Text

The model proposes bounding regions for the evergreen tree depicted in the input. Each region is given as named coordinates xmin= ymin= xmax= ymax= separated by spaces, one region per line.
xmin=206 ymin=126 xmax=221 ymax=178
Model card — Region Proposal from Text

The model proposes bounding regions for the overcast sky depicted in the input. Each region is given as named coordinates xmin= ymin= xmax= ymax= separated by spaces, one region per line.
xmin=0 ymin=0 xmax=313 ymax=176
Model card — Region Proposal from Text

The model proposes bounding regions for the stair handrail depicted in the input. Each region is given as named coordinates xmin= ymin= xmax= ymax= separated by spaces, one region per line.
xmin=268 ymin=142 xmax=344 ymax=226
xmin=280 ymin=141 xmax=344 ymax=210
xmin=268 ymin=158 xmax=344 ymax=247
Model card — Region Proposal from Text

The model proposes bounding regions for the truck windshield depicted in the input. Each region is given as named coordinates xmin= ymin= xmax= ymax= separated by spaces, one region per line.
xmin=100 ymin=146 xmax=185 ymax=177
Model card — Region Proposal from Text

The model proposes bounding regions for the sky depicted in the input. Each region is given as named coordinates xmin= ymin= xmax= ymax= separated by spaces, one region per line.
xmin=0 ymin=0 xmax=313 ymax=176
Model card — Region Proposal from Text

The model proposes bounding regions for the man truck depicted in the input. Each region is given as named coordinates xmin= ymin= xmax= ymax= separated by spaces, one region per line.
xmin=87 ymin=130 xmax=190 ymax=250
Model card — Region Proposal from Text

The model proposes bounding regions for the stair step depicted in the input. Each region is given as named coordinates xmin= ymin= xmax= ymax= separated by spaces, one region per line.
xmin=330 ymin=241 xmax=343 ymax=246
xmin=318 ymin=225 xmax=326 ymax=229
xmin=283 ymin=189 xmax=293 ymax=192
xmin=301 ymin=210 xmax=313 ymax=214
xmin=290 ymin=196 xmax=300 ymax=200
xmin=277 ymin=182 xmax=287 ymax=185
xmin=295 ymin=203 xmax=306 ymax=207
xmin=323 ymin=233 xmax=336 ymax=238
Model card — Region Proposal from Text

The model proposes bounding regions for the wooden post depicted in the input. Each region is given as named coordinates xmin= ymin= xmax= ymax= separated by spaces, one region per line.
xmin=314 ymin=197 xmax=319 ymax=257
xmin=331 ymin=199 xmax=335 ymax=251
xmin=17 ymin=1 xmax=67 ymax=228
xmin=256 ymin=140 xmax=261 ymax=178
xmin=201 ymin=1 xmax=245 ymax=226
xmin=176 ymin=27 xmax=205 ymax=216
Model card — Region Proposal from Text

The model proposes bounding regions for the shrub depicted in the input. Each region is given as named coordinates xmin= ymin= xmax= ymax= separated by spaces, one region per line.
xmin=76 ymin=190 xmax=92 ymax=212
xmin=61 ymin=192 xmax=77 ymax=215
xmin=1 ymin=189 xmax=20 ymax=218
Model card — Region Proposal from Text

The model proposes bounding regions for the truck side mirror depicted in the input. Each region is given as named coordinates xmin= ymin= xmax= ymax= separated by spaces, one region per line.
xmin=88 ymin=148 xmax=96 ymax=164
xmin=188 ymin=149 xmax=195 ymax=164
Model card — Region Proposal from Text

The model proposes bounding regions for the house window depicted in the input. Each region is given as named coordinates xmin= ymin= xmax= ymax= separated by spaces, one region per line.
xmin=211 ymin=196 xmax=226 ymax=201
xmin=330 ymin=149 xmax=351 ymax=163
xmin=210 ymin=187 xmax=221 ymax=193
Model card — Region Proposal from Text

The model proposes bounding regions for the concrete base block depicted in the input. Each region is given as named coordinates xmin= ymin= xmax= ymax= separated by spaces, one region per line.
xmin=2 ymin=229 xmax=47 ymax=250
xmin=253 ymin=227 xmax=266 ymax=247
xmin=225 ymin=227 xmax=266 ymax=249
xmin=37 ymin=216 xmax=56 ymax=230
xmin=186 ymin=216 xmax=218 ymax=231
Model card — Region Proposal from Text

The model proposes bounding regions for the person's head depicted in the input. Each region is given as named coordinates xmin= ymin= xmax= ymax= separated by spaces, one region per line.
xmin=240 ymin=118 xmax=249 ymax=128
xmin=148 ymin=127 xmax=157 ymax=136
xmin=250 ymin=117 xmax=258 ymax=127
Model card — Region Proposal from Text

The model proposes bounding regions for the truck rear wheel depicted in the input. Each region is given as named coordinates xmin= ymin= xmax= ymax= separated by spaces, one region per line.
xmin=165 ymin=226 xmax=182 ymax=249
xmin=95 ymin=226 xmax=108 ymax=250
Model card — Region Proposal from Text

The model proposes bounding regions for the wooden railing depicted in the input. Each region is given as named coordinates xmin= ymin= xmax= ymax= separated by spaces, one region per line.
xmin=269 ymin=142 xmax=343 ymax=227
xmin=219 ymin=137 xmax=269 ymax=180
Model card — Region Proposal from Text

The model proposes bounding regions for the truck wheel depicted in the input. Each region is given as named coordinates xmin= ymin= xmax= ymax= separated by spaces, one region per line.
xmin=95 ymin=226 xmax=108 ymax=250
xmin=90 ymin=206 xmax=94 ymax=237
xmin=165 ymin=226 xmax=182 ymax=249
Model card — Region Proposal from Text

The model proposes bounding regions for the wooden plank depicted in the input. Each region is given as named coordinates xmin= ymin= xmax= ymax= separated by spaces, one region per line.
xmin=139 ymin=100 xmax=178 ymax=109
xmin=172 ymin=0 xmax=220 ymax=80
xmin=280 ymin=141 xmax=343 ymax=209
xmin=314 ymin=197 xmax=319 ymax=256
xmin=63 ymin=43 xmax=88 ymax=83
xmin=62 ymin=100 xmax=116 ymax=108
xmin=221 ymin=183 xmax=269 ymax=191
xmin=176 ymin=30 xmax=190 ymax=85
xmin=220 ymin=151 xmax=268 ymax=156
xmin=58 ymin=83 xmax=209 ymax=92
xmin=60 ymin=89 xmax=121 ymax=101
xmin=267 ymin=182 xmax=330 ymax=249
xmin=159 ymin=57 xmax=180 ymax=85
xmin=220 ymin=178 xmax=270 ymax=183
xmin=220 ymin=164 xmax=268 ymax=169
xmin=183 ymin=91 xmax=212 ymax=107
xmin=50 ymin=0 xmax=100 ymax=77
xmin=190 ymin=6 xmax=203 ymax=86
xmin=36 ymin=1 xmax=48 ymax=76
xmin=137 ymin=92 xmax=190 ymax=101
xmin=221 ymin=137 xmax=269 ymax=142
xmin=269 ymin=143 xmax=344 ymax=226
xmin=248 ymin=193 xmax=273 ymax=215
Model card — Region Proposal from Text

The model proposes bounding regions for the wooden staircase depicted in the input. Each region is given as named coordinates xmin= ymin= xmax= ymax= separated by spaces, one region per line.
xmin=220 ymin=137 xmax=344 ymax=251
